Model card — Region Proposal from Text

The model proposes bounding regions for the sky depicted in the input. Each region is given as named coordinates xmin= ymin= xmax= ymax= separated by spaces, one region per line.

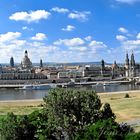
xmin=0 ymin=0 xmax=140 ymax=63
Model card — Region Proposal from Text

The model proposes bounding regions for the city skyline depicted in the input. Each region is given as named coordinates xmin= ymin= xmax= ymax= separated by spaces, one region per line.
xmin=0 ymin=0 xmax=140 ymax=63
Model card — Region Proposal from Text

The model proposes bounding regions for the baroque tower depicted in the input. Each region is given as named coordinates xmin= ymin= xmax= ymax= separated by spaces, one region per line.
xmin=130 ymin=51 xmax=135 ymax=77
xmin=125 ymin=52 xmax=129 ymax=77
xmin=101 ymin=59 xmax=105 ymax=75
xmin=40 ymin=59 xmax=43 ymax=68
xmin=10 ymin=56 xmax=14 ymax=67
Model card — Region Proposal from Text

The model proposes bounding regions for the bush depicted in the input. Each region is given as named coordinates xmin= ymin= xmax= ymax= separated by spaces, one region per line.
xmin=76 ymin=119 xmax=134 ymax=140
xmin=0 ymin=112 xmax=36 ymax=140
xmin=43 ymin=88 xmax=116 ymax=139
xmin=124 ymin=93 xmax=130 ymax=98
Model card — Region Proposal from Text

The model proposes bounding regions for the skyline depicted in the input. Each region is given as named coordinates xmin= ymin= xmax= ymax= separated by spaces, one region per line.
xmin=0 ymin=0 xmax=140 ymax=63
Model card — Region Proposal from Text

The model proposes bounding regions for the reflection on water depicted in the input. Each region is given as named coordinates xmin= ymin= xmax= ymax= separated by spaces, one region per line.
xmin=0 ymin=84 xmax=139 ymax=101
xmin=0 ymin=89 xmax=48 ymax=101
xmin=91 ymin=84 xmax=140 ymax=93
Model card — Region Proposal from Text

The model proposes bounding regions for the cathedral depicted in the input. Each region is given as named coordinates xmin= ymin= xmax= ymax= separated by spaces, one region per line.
xmin=21 ymin=50 xmax=32 ymax=69
xmin=125 ymin=52 xmax=140 ymax=77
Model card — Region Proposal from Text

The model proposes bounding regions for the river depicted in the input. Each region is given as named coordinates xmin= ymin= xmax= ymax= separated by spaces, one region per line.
xmin=0 ymin=84 xmax=140 ymax=101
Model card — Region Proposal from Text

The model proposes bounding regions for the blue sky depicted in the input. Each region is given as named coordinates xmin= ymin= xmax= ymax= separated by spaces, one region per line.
xmin=0 ymin=0 xmax=140 ymax=63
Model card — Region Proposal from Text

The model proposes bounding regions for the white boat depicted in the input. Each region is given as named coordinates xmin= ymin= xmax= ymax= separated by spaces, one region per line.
xmin=103 ymin=82 xmax=120 ymax=86
xmin=21 ymin=84 xmax=56 ymax=90
xmin=96 ymin=83 xmax=103 ymax=86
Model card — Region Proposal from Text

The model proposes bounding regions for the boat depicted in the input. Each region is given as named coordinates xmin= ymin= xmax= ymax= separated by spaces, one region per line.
xmin=96 ymin=83 xmax=103 ymax=86
xmin=21 ymin=84 xmax=56 ymax=90
xmin=103 ymin=82 xmax=120 ymax=86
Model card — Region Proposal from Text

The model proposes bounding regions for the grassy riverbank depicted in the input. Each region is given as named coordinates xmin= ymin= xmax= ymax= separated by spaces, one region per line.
xmin=0 ymin=90 xmax=139 ymax=131
xmin=99 ymin=91 xmax=140 ymax=122
xmin=0 ymin=99 xmax=43 ymax=115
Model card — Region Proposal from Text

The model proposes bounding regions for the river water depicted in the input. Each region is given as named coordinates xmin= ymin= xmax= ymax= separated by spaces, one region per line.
xmin=0 ymin=84 xmax=140 ymax=101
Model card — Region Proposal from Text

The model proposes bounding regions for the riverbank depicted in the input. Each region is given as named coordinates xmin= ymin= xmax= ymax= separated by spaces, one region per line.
xmin=0 ymin=90 xmax=139 ymax=123
xmin=0 ymin=99 xmax=43 ymax=115
xmin=99 ymin=90 xmax=140 ymax=122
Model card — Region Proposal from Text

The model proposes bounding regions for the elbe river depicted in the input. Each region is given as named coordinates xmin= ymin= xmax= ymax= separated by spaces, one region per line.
xmin=0 ymin=84 xmax=140 ymax=101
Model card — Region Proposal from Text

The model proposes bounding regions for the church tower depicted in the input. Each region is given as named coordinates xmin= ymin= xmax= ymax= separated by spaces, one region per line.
xmin=101 ymin=59 xmax=105 ymax=76
xmin=10 ymin=56 xmax=14 ymax=67
xmin=21 ymin=50 xmax=32 ymax=69
xmin=130 ymin=51 xmax=135 ymax=66
xmin=40 ymin=59 xmax=43 ymax=68
xmin=130 ymin=51 xmax=135 ymax=77
xmin=125 ymin=52 xmax=129 ymax=77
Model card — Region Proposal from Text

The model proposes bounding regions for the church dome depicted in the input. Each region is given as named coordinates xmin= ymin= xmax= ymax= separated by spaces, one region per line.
xmin=21 ymin=50 xmax=32 ymax=69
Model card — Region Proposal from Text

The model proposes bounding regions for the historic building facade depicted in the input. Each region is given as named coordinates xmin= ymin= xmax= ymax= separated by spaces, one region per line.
xmin=125 ymin=52 xmax=140 ymax=77
xmin=0 ymin=50 xmax=47 ymax=80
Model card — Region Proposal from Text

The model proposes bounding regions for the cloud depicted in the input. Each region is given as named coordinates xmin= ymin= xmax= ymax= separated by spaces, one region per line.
xmin=31 ymin=33 xmax=47 ymax=41
xmin=53 ymin=37 xmax=108 ymax=62
xmin=118 ymin=27 xmax=128 ymax=33
xmin=51 ymin=7 xmax=69 ymax=13
xmin=69 ymin=46 xmax=87 ymax=51
xmin=0 ymin=32 xmax=109 ymax=63
xmin=84 ymin=36 xmax=92 ymax=41
xmin=9 ymin=10 xmax=51 ymax=23
xmin=116 ymin=32 xmax=140 ymax=51
xmin=116 ymin=35 xmax=127 ymax=41
xmin=137 ymin=33 xmax=140 ymax=39
xmin=54 ymin=37 xmax=85 ymax=46
xmin=89 ymin=40 xmax=107 ymax=53
xmin=62 ymin=25 xmax=75 ymax=31
xmin=68 ymin=11 xmax=91 ymax=21
xmin=115 ymin=0 xmax=140 ymax=4
xmin=0 ymin=32 xmax=21 ymax=42
xmin=22 ymin=26 xmax=33 ymax=31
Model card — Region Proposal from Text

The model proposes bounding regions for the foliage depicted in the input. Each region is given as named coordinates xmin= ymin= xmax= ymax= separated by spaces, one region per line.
xmin=124 ymin=132 xmax=140 ymax=140
xmin=0 ymin=112 xmax=18 ymax=140
xmin=101 ymin=103 xmax=115 ymax=120
xmin=0 ymin=112 xmax=36 ymax=140
xmin=43 ymin=88 xmax=115 ymax=139
xmin=124 ymin=93 xmax=130 ymax=98
xmin=76 ymin=119 xmax=134 ymax=140
xmin=0 ymin=88 xmax=138 ymax=140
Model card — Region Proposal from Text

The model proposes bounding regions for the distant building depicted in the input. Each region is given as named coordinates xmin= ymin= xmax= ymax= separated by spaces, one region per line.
xmin=125 ymin=51 xmax=140 ymax=77
xmin=40 ymin=59 xmax=43 ymax=68
xmin=21 ymin=50 xmax=32 ymax=69
xmin=10 ymin=57 xmax=14 ymax=67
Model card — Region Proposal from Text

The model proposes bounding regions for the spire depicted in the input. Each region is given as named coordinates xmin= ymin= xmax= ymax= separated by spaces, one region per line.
xmin=10 ymin=56 xmax=14 ymax=67
xmin=125 ymin=51 xmax=129 ymax=65
xmin=130 ymin=51 xmax=135 ymax=66
xmin=40 ymin=59 xmax=43 ymax=68
xmin=25 ymin=50 xmax=28 ymax=57
xmin=101 ymin=59 xmax=105 ymax=70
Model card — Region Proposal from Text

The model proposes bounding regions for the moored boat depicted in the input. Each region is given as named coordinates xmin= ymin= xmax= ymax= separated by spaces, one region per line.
xmin=21 ymin=84 xmax=56 ymax=90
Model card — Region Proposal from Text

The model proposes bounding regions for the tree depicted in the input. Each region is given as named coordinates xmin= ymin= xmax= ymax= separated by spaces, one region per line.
xmin=0 ymin=112 xmax=18 ymax=140
xmin=43 ymin=88 xmax=115 ymax=139
xmin=76 ymin=119 xmax=134 ymax=140
xmin=0 ymin=113 xmax=36 ymax=140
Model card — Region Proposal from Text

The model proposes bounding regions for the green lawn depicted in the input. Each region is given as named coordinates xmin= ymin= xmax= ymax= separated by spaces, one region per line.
xmin=0 ymin=100 xmax=43 ymax=115
xmin=99 ymin=92 xmax=140 ymax=122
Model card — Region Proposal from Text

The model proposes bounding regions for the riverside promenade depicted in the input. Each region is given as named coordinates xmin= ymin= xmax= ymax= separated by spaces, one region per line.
xmin=0 ymin=80 xmax=131 ymax=88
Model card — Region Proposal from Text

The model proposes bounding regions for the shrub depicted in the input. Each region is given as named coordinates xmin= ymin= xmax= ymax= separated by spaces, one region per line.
xmin=43 ymin=88 xmax=115 ymax=139
xmin=124 ymin=93 xmax=130 ymax=98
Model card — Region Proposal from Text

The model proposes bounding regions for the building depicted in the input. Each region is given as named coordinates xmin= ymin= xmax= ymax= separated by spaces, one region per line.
xmin=125 ymin=51 xmax=140 ymax=77
xmin=21 ymin=50 xmax=32 ymax=69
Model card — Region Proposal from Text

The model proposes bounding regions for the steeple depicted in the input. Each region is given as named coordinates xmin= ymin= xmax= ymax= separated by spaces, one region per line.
xmin=10 ymin=56 xmax=14 ymax=67
xmin=25 ymin=50 xmax=28 ymax=57
xmin=130 ymin=51 xmax=135 ymax=66
xmin=40 ymin=59 xmax=43 ymax=68
xmin=125 ymin=51 xmax=129 ymax=66
xmin=101 ymin=59 xmax=105 ymax=70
